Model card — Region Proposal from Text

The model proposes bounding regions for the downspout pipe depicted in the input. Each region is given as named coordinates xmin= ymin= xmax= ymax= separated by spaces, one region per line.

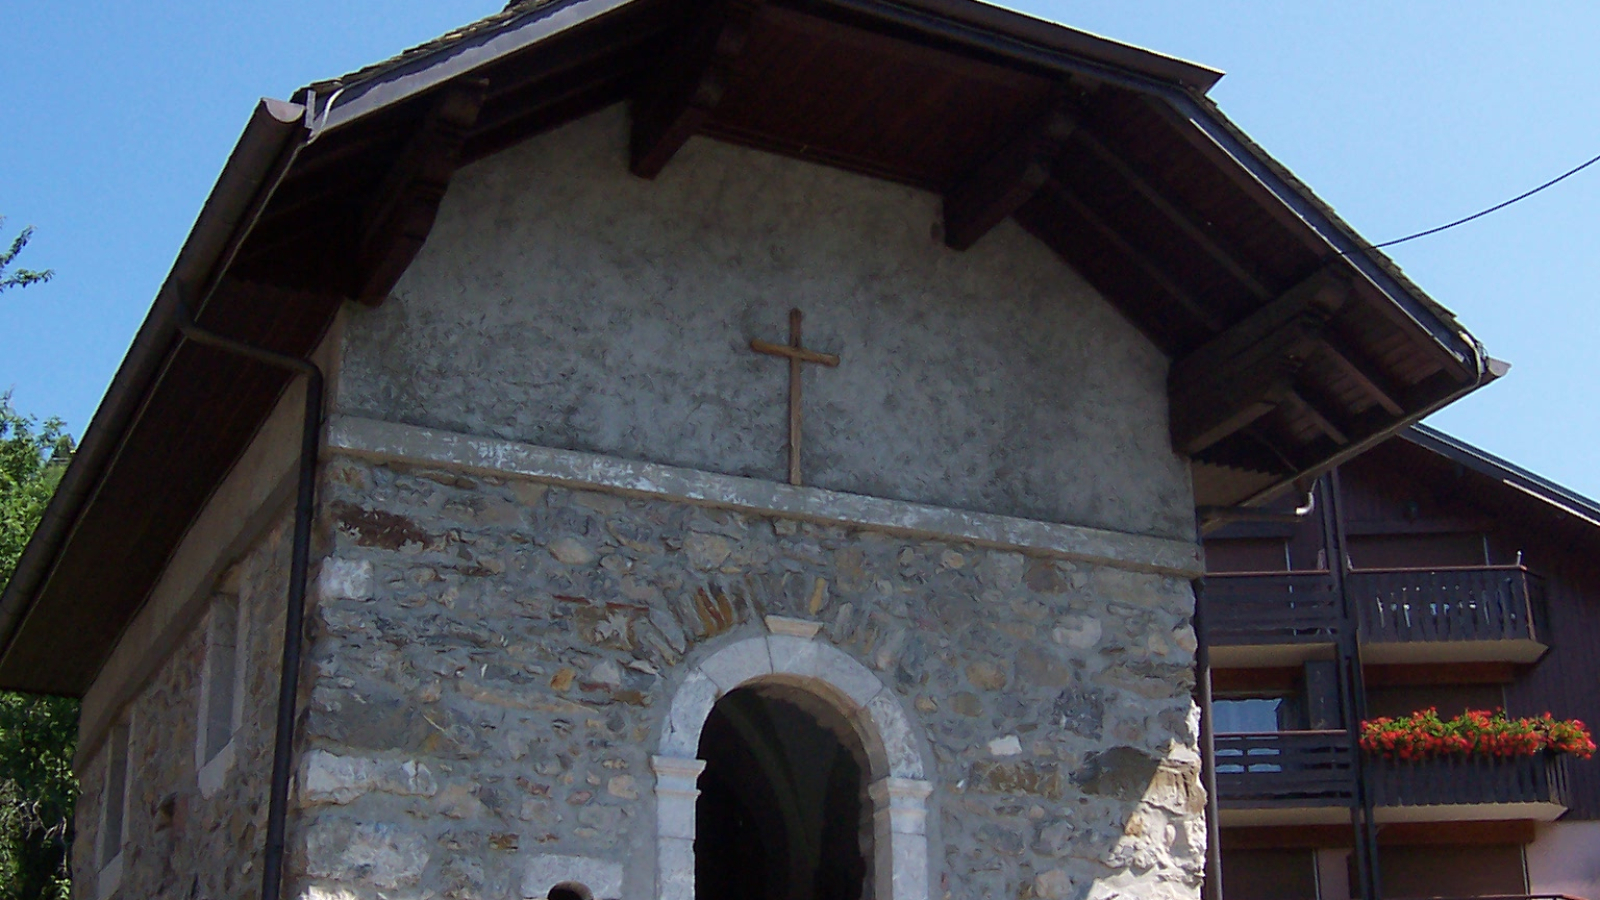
xmin=169 ymin=92 xmax=327 ymax=900
xmin=175 ymin=305 xmax=322 ymax=900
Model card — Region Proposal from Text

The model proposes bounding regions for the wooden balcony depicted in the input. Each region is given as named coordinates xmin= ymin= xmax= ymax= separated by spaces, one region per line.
xmin=1216 ymin=731 xmax=1571 ymax=826
xmin=1202 ymin=566 xmax=1548 ymax=665
xmin=1368 ymin=753 xmax=1571 ymax=823
xmin=1216 ymin=730 xmax=1354 ymax=826
xmin=1349 ymin=565 xmax=1548 ymax=664
xmin=1204 ymin=572 xmax=1341 ymax=667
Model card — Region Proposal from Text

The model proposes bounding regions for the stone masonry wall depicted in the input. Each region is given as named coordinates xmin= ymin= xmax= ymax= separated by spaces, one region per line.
xmin=71 ymin=514 xmax=295 ymax=899
xmin=295 ymin=454 xmax=1205 ymax=900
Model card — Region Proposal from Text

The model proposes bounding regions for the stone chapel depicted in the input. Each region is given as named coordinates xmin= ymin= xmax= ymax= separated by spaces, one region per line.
xmin=0 ymin=1 xmax=1495 ymax=898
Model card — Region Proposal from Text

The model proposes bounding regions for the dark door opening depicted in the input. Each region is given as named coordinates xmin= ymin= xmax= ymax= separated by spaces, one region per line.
xmin=696 ymin=684 xmax=870 ymax=900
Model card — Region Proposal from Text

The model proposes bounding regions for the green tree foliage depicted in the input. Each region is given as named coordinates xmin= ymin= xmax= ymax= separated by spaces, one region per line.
xmin=0 ymin=397 xmax=77 ymax=898
xmin=0 ymin=218 xmax=52 ymax=293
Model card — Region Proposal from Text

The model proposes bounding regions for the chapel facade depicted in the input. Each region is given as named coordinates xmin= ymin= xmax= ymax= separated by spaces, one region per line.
xmin=0 ymin=2 xmax=1496 ymax=899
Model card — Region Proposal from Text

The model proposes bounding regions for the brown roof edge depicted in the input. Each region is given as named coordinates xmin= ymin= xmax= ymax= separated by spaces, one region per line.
xmin=308 ymin=0 xmax=1224 ymax=140
xmin=843 ymin=0 xmax=1224 ymax=90
xmin=0 ymin=99 xmax=308 ymax=692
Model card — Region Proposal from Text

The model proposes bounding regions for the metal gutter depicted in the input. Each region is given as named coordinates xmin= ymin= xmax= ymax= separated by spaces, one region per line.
xmin=0 ymin=99 xmax=308 ymax=685
xmin=313 ymin=0 xmax=639 ymax=136
xmin=1230 ymin=358 xmax=1505 ymax=511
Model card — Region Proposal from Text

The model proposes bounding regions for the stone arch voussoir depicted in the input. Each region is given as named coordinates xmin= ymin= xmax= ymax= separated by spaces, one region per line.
xmin=652 ymin=618 xmax=933 ymax=900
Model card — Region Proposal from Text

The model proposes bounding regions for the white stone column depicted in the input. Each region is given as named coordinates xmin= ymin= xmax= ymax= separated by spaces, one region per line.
xmin=652 ymin=755 xmax=706 ymax=900
xmin=869 ymin=777 xmax=934 ymax=900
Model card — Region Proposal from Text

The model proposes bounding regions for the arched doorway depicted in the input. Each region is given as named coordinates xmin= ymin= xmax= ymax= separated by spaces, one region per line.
xmin=696 ymin=684 xmax=870 ymax=900
xmin=652 ymin=628 xmax=933 ymax=900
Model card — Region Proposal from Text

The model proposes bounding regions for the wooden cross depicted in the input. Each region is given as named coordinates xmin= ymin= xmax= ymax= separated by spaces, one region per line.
xmin=750 ymin=308 xmax=839 ymax=486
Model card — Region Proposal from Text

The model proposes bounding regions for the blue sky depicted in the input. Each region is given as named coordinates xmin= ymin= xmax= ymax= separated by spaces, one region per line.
xmin=4 ymin=2 xmax=1597 ymax=500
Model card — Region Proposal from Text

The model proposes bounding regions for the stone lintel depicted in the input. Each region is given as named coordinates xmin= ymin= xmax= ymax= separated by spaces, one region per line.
xmin=325 ymin=415 xmax=1204 ymax=578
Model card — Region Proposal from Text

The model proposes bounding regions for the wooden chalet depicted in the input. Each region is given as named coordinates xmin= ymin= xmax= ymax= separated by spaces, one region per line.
xmin=1204 ymin=426 xmax=1600 ymax=899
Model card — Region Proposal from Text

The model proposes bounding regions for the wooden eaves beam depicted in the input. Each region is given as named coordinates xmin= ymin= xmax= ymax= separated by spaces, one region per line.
xmin=1070 ymin=128 xmax=1274 ymax=303
xmin=1318 ymin=328 xmax=1407 ymax=417
xmin=943 ymin=102 xmax=1076 ymax=251
xmin=353 ymin=80 xmax=488 ymax=307
xmin=1169 ymin=269 xmax=1350 ymax=456
xmin=629 ymin=0 xmax=763 ymax=179
xmin=1046 ymin=180 xmax=1225 ymax=333
xmin=1277 ymin=385 xmax=1349 ymax=446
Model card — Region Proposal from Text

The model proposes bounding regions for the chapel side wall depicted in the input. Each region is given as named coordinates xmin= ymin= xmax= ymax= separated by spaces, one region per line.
xmin=336 ymin=104 xmax=1194 ymax=542
xmin=71 ymin=512 xmax=297 ymax=898
xmin=292 ymin=455 xmax=1206 ymax=900
xmin=68 ymin=325 xmax=344 ymax=899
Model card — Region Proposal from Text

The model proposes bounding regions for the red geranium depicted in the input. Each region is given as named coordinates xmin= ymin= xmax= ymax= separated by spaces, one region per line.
xmin=1360 ymin=708 xmax=1595 ymax=761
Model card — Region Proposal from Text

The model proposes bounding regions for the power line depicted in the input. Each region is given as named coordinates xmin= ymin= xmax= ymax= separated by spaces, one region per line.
xmin=1345 ymin=148 xmax=1600 ymax=254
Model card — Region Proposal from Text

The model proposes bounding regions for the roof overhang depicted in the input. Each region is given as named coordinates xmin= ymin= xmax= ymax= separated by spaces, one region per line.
xmin=0 ymin=0 xmax=1494 ymax=695
xmin=1399 ymin=425 xmax=1600 ymax=533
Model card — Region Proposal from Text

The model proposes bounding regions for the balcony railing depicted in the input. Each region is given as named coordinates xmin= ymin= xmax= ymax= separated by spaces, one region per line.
xmin=1214 ymin=730 xmax=1354 ymax=808
xmin=1368 ymin=752 xmax=1571 ymax=810
xmin=1202 ymin=572 xmax=1340 ymax=647
xmin=1401 ymin=890 xmax=1587 ymax=896
xmin=1216 ymin=731 xmax=1572 ymax=821
xmin=1348 ymin=565 xmax=1545 ymax=646
xmin=1202 ymin=566 xmax=1547 ymax=654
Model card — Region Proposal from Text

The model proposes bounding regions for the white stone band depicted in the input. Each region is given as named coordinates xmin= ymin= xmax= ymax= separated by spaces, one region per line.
xmin=325 ymin=415 xmax=1203 ymax=577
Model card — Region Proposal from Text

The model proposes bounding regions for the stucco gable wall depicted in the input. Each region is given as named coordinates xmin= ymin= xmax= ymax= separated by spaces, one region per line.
xmin=338 ymin=104 xmax=1193 ymax=541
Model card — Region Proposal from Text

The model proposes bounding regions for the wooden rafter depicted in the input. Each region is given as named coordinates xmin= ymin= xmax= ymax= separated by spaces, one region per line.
xmin=1319 ymin=328 xmax=1407 ymax=417
xmin=1242 ymin=422 xmax=1312 ymax=474
xmin=1071 ymin=127 xmax=1273 ymax=303
xmin=942 ymin=102 xmax=1076 ymax=250
xmin=353 ymin=80 xmax=488 ymax=307
xmin=1171 ymin=364 xmax=1295 ymax=458
xmin=1049 ymin=181 xmax=1225 ymax=332
xmin=629 ymin=0 xmax=763 ymax=179
xmin=1278 ymin=386 xmax=1349 ymax=446
xmin=1169 ymin=270 xmax=1350 ymax=455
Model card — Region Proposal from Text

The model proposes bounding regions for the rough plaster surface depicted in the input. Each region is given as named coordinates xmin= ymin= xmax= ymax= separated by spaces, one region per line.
xmin=283 ymin=457 xmax=1204 ymax=900
xmin=339 ymin=105 xmax=1193 ymax=541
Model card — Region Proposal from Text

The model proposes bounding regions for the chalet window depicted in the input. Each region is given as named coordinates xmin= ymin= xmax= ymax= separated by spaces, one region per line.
xmin=1212 ymin=697 xmax=1287 ymax=734
xmin=98 ymin=721 xmax=131 ymax=898
xmin=1212 ymin=696 xmax=1301 ymax=775
xmin=196 ymin=595 xmax=244 ymax=797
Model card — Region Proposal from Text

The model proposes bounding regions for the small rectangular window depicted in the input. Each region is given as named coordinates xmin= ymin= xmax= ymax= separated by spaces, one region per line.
xmin=101 ymin=723 xmax=130 ymax=869
xmin=1212 ymin=698 xmax=1285 ymax=734
xmin=202 ymin=597 xmax=239 ymax=763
